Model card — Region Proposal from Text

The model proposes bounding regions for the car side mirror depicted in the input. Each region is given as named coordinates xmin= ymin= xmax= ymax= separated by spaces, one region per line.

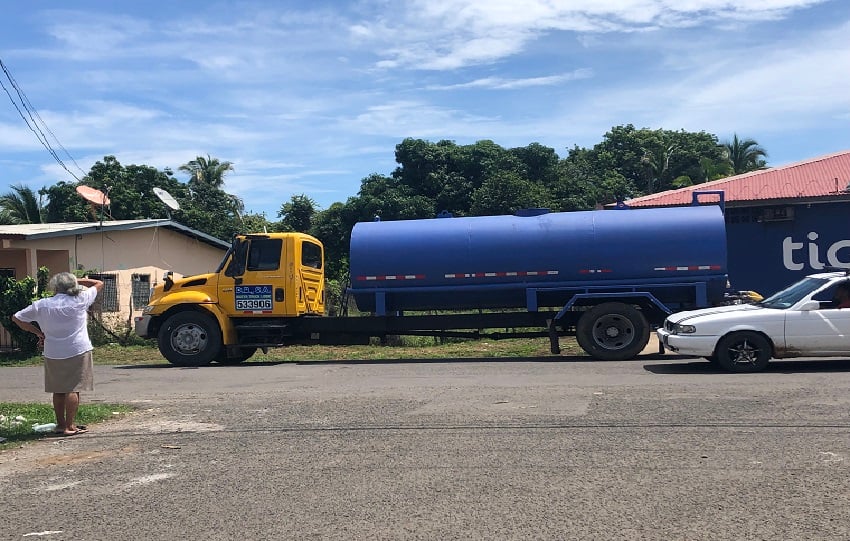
xmin=798 ymin=300 xmax=820 ymax=311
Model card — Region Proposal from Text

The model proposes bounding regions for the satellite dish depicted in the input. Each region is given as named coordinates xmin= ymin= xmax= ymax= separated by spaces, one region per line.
xmin=152 ymin=187 xmax=180 ymax=210
xmin=76 ymin=185 xmax=110 ymax=206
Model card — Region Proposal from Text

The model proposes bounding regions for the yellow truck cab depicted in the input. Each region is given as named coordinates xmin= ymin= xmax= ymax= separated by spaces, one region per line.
xmin=135 ymin=232 xmax=324 ymax=366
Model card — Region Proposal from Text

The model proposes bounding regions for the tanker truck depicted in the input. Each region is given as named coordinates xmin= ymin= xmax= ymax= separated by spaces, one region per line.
xmin=134 ymin=201 xmax=728 ymax=366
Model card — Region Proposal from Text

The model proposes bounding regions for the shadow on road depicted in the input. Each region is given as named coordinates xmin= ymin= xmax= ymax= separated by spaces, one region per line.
xmin=644 ymin=358 xmax=850 ymax=374
xmin=295 ymin=356 xmax=565 ymax=365
xmin=114 ymin=361 xmax=290 ymax=370
xmin=112 ymin=352 xmax=696 ymax=369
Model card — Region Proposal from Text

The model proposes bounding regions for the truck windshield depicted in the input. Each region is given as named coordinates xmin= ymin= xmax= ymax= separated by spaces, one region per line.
xmin=758 ymin=277 xmax=829 ymax=309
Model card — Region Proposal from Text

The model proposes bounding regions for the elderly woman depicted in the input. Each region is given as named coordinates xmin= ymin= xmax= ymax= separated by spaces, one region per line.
xmin=12 ymin=272 xmax=103 ymax=436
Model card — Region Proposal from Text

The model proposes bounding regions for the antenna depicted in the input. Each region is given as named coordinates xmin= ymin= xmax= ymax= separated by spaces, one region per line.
xmin=75 ymin=185 xmax=111 ymax=222
xmin=76 ymin=185 xmax=110 ymax=205
xmin=152 ymin=187 xmax=180 ymax=219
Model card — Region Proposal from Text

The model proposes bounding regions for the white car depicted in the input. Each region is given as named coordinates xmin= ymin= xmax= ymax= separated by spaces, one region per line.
xmin=657 ymin=271 xmax=850 ymax=372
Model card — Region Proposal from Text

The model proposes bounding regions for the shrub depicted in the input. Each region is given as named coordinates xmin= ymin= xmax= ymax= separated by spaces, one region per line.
xmin=0 ymin=267 xmax=50 ymax=354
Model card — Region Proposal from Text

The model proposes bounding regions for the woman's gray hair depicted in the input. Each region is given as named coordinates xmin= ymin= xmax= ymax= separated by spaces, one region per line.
xmin=48 ymin=272 xmax=83 ymax=296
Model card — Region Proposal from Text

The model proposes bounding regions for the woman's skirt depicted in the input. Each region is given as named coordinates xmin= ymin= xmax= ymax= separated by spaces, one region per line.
xmin=44 ymin=351 xmax=94 ymax=393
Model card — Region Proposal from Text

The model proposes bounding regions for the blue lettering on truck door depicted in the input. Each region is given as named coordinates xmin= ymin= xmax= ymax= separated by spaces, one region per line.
xmin=235 ymin=285 xmax=273 ymax=311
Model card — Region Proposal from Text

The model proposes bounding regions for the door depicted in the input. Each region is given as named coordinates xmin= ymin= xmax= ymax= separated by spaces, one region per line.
xmin=784 ymin=283 xmax=850 ymax=355
xmin=218 ymin=237 xmax=290 ymax=316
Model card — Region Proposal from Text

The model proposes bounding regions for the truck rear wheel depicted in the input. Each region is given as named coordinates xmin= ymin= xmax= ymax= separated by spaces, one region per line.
xmin=576 ymin=303 xmax=650 ymax=361
xmin=157 ymin=311 xmax=222 ymax=367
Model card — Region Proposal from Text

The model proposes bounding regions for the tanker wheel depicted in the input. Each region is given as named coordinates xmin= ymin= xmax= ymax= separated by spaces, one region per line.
xmin=576 ymin=303 xmax=650 ymax=361
xmin=216 ymin=347 xmax=257 ymax=365
xmin=157 ymin=311 xmax=222 ymax=367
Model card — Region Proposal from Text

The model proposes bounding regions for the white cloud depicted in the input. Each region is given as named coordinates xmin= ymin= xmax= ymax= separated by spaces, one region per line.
xmin=428 ymin=69 xmax=594 ymax=90
xmin=360 ymin=0 xmax=831 ymax=70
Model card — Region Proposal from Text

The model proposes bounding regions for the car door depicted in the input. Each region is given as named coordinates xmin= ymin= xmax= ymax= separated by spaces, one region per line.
xmin=784 ymin=284 xmax=850 ymax=355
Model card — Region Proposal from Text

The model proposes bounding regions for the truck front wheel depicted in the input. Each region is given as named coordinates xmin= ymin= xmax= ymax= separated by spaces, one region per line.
xmin=576 ymin=303 xmax=650 ymax=361
xmin=157 ymin=311 xmax=222 ymax=367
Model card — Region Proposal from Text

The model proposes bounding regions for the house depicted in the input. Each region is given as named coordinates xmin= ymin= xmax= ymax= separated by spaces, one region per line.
xmin=0 ymin=219 xmax=230 ymax=350
xmin=614 ymin=150 xmax=850 ymax=296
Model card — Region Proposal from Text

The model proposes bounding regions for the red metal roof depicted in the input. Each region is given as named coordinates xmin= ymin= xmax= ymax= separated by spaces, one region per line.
xmin=620 ymin=149 xmax=850 ymax=208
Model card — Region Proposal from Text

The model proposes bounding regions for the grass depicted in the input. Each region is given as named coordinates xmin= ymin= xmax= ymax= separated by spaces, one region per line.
xmin=0 ymin=336 xmax=583 ymax=366
xmin=0 ymin=402 xmax=133 ymax=450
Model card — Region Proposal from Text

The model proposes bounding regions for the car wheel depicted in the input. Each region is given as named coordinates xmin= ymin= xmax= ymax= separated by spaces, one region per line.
xmin=157 ymin=311 xmax=222 ymax=367
xmin=576 ymin=303 xmax=650 ymax=361
xmin=715 ymin=331 xmax=771 ymax=373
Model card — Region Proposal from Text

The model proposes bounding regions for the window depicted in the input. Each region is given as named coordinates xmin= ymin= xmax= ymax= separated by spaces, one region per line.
xmin=247 ymin=239 xmax=282 ymax=271
xmin=131 ymin=274 xmax=151 ymax=308
xmin=87 ymin=273 xmax=119 ymax=312
xmin=0 ymin=268 xmax=14 ymax=279
xmin=725 ymin=207 xmax=758 ymax=224
xmin=302 ymin=241 xmax=322 ymax=269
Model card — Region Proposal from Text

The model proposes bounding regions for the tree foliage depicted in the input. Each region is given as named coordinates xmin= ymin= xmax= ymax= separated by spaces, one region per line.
xmin=723 ymin=134 xmax=768 ymax=174
xmin=277 ymin=194 xmax=318 ymax=233
xmin=0 ymin=184 xmax=43 ymax=224
xmin=12 ymin=126 xmax=767 ymax=286
xmin=179 ymin=155 xmax=234 ymax=188
xmin=0 ymin=267 xmax=50 ymax=354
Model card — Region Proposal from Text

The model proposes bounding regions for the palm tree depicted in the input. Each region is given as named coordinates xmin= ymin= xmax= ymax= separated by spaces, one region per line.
xmin=699 ymin=156 xmax=733 ymax=182
xmin=179 ymin=155 xmax=234 ymax=189
xmin=0 ymin=184 xmax=43 ymax=224
xmin=723 ymin=135 xmax=768 ymax=174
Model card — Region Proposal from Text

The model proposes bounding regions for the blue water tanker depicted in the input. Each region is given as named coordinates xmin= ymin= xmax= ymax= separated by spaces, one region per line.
xmin=349 ymin=205 xmax=728 ymax=318
xmin=135 ymin=200 xmax=731 ymax=366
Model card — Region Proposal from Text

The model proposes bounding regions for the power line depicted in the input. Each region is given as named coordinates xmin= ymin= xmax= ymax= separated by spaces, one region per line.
xmin=0 ymin=56 xmax=85 ymax=181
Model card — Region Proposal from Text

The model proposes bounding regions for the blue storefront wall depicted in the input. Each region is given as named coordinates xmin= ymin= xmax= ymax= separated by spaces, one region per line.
xmin=725 ymin=201 xmax=850 ymax=296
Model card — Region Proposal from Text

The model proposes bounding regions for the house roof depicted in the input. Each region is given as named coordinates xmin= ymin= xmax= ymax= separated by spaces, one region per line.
xmin=0 ymin=219 xmax=231 ymax=249
xmin=617 ymin=149 xmax=850 ymax=208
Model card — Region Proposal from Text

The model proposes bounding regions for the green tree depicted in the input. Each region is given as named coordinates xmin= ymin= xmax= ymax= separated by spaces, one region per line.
xmin=591 ymin=125 xmax=725 ymax=195
xmin=723 ymin=134 xmax=768 ymax=174
xmin=41 ymin=181 xmax=90 ymax=222
xmin=0 ymin=184 xmax=43 ymax=224
xmin=310 ymin=202 xmax=354 ymax=281
xmin=349 ymin=174 xmax=435 ymax=223
xmin=699 ymin=156 xmax=733 ymax=182
xmin=510 ymin=142 xmax=560 ymax=186
xmin=470 ymin=172 xmax=551 ymax=216
xmin=278 ymin=194 xmax=318 ymax=233
xmin=0 ymin=267 xmax=50 ymax=355
xmin=179 ymin=155 xmax=234 ymax=188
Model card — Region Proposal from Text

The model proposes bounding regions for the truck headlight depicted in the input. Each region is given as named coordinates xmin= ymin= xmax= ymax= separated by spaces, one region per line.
xmin=142 ymin=305 xmax=154 ymax=314
xmin=674 ymin=323 xmax=696 ymax=334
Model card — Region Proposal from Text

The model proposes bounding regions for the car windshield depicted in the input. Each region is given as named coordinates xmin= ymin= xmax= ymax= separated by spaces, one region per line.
xmin=758 ymin=276 xmax=829 ymax=309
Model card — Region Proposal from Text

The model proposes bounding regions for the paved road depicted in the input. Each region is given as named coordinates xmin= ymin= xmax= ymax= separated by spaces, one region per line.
xmin=2 ymin=353 xmax=850 ymax=540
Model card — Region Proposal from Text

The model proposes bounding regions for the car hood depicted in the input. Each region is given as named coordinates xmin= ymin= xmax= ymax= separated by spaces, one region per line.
xmin=667 ymin=303 xmax=765 ymax=324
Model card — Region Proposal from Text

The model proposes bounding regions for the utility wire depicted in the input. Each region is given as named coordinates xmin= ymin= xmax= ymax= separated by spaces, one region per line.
xmin=0 ymin=56 xmax=83 ymax=181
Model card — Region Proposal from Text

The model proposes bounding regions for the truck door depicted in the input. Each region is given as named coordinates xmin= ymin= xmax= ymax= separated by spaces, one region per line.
xmin=297 ymin=239 xmax=324 ymax=315
xmin=219 ymin=237 xmax=290 ymax=316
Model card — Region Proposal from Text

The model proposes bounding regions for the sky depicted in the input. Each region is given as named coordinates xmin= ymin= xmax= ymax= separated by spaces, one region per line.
xmin=0 ymin=0 xmax=848 ymax=220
